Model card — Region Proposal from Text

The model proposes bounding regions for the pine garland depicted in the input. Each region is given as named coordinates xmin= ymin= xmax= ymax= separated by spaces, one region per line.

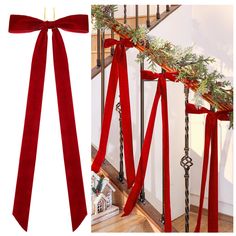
xmin=92 ymin=5 xmax=233 ymax=128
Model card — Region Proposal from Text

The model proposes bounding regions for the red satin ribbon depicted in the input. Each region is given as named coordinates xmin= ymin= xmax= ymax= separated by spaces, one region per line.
xmin=123 ymin=70 xmax=178 ymax=232
xmin=9 ymin=14 xmax=88 ymax=231
xmin=91 ymin=38 xmax=135 ymax=188
xmin=186 ymin=103 xmax=231 ymax=232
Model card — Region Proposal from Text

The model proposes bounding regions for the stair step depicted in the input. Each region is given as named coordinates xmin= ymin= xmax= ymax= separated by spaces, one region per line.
xmin=172 ymin=212 xmax=233 ymax=232
xmin=92 ymin=212 xmax=155 ymax=232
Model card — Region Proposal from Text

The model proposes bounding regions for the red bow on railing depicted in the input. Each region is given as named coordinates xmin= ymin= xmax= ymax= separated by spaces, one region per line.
xmin=9 ymin=14 xmax=88 ymax=231
xmin=92 ymin=38 xmax=135 ymax=188
xmin=123 ymin=70 xmax=178 ymax=232
xmin=186 ymin=103 xmax=231 ymax=232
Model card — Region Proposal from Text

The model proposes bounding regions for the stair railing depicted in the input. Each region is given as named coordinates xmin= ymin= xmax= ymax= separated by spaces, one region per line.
xmin=92 ymin=4 xmax=232 ymax=232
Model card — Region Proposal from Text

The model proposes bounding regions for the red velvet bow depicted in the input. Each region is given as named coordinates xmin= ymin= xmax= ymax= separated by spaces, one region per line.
xmin=104 ymin=38 xmax=134 ymax=48
xmin=9 ymin=14 xmax=88 ymax=231
xmin=91 ymin=38 xmax=135 ymax=188
xmin=141 ymin=70 xmax=179 ymax=82
xmin=123 ymin=70 xmax=178 ymax=232
xmin=186 ymin=103 xmax=231 ymax=232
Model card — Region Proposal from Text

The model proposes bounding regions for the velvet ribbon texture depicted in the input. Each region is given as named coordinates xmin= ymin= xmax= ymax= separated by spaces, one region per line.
xmin=9 ymin=14 xmax=88 ymax=231
xmin=123 ymin=70 xmax=178 ymax=232
xmin=186 ymin=104 xmax=231 ymax=232
xmin=91 ymin=38 xmax=135 ymax=188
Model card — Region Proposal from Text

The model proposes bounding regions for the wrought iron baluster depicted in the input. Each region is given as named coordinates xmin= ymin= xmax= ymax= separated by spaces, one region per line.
xmin=115 ymin=5 xmax=128 ymax=183
xmin=139 ymin=61 xmax=145 ymax=203
xmin=160 ymin=68 xmax=165 ymax=225
xmin=96 ymin=29 xmax=101 ymax=67
xmin=100 ymin=30 xmax=105 ymax=123
xmin=124 ymin=5 xmax=127 ymax=24
xmin=166 ymin=5 xmax=170 ymax=12
xmin=146 ymin=5 xmax=150 ymax=28
xmin=116 ymin=102 xmax=124 ymax=183
xmin=156 ymin=5 xmax=160 ymax=20
xmin=135 ymin=5 xmax=139 ymax=29
xmin=180 ymin=86 xmax=193 ymax=232
xmin=110 ymin=11 xmax=114 ymax=56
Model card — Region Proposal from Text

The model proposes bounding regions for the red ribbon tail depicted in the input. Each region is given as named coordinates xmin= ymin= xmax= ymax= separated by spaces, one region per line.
xmin=13 ymin=29 xmax=48 ymax=232
xmin=52 ymin=28 xmax=87 ymax=230
xmin=91 ymin=151 xmax=103 ymax=173
xmin=194 ymin=115 xmax=213 ymax=232
xmin=208 ymin=119 xmax=218 ymax=232
xmin=123 ymin=82 xmax=161 ymax=216
xmin=12 ymin=213 xmax=28 ymax=231
xmin=118 ymin=47 xmax=135 ymax=187
xmin=92 ymin=51 xmax=119 ymax=173
xmin=123 ymin=183 xmax=142 ymax=216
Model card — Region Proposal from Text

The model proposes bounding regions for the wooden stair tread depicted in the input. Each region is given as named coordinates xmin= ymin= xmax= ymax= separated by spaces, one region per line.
xmin=92 ymin=212 xmax=155 ymax=232
xmin=172 ymin=212 xmax=233 ymax=232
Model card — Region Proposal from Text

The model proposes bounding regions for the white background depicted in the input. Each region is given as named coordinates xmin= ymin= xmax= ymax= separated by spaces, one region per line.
xmin=0 ymin=0 xmax=235 ymax=236
xmin=0 ymin=1 xmax=91 ymax=235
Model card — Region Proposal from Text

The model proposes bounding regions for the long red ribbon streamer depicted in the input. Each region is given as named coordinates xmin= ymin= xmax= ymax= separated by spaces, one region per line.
xmin=123 ymin=70 xmax=178 ymax=232
xmin=9 ymin=14 xmax=88 ymax=231
xmin=186 ymin=103 xmax=231 ymax=232
xmin=91 ymin=38 xmax=135 ymax=188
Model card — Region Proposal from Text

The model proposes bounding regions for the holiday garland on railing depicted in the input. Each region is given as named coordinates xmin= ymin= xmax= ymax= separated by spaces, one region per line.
xmin=92 ymin=5 xmax=233 ymax=128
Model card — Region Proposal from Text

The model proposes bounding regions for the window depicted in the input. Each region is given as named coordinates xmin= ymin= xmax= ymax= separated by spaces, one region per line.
xmin=97 ymin=200 xmax=103 ymax=213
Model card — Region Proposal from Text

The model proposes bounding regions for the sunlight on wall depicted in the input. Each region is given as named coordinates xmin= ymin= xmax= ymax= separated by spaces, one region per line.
xmin=189 ymin=116 xmax=205 ymax=157
xmin=219 ymin=123 xmax=233 ymax=183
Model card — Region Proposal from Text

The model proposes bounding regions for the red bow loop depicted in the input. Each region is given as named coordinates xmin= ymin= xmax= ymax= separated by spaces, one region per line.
xmin=141 ymin=70 xmax=179 ymax=82
xmin=186 ymin=103 xmax=232 ymax=121
xmin=141 ymin=70 xmax=161 ymax=80
xmin=9 ymin=14 xmax=89 ymax=33
xmin=216 ymin=110 xmax=232 ymax=121
xmin=9 ymin=15 xmax=43 ymax=33
xmin=53 ymin=15 xmax=89 ymax=33
xmin=165 ymin=71 xmax=179 ymax=82
xmin=104 ymin=38 xmax=133 ymax=48
xmin=186 ymin=103 xmax=211 ymax=115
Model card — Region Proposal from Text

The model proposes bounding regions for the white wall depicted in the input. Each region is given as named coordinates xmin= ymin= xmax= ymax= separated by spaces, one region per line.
xmin=189 ymin=5 xmax=233 ymax=216
xmin=91 ymin=5 xmax=233 ymax=219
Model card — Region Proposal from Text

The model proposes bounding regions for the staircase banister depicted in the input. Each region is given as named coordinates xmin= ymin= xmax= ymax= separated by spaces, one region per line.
xmin=92 ymin=10 xmax=233 ymax=112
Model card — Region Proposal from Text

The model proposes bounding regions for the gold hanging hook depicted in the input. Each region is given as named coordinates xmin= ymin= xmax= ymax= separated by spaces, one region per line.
xmin=44 ymin=7 xmax=47 ymax=21
xmin=53 ymin=7 xmax=56 ymax=20
xmin=44 ymin=7 xmax=56 ymax=21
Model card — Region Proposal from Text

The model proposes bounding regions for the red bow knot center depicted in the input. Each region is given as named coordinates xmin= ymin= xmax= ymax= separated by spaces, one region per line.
xmin=44 ymin=20 xmax=56 ymax=29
